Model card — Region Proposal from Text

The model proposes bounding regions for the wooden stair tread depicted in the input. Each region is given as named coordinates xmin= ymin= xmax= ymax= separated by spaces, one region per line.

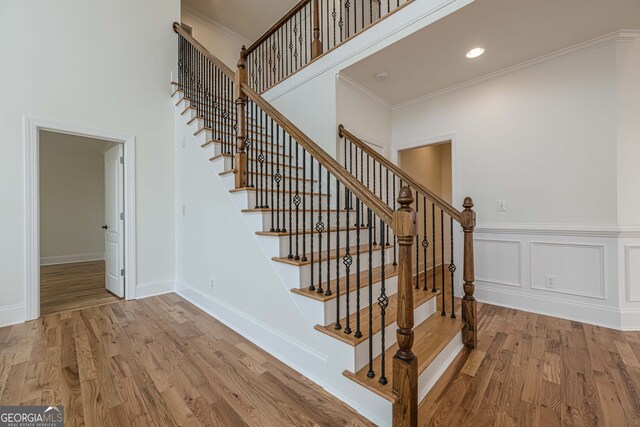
xmin=220 ymin=169 xmax=317 ymax=182
xmin=208 ymin=154 xmax=303 ymax=169
xmin=230 ymin=187 xmax=330 ymax=196
xmin=273 ymin=243 xmax=387 ymax=266
xmin=343 ymin=315 xmax=464 ymax=401
xmin=256 ymin=225 xmax=367 ymax=237
xmin=291 ymin=263 xmax=398 ymax=302
xmin=315 ymin=286 xmax=440 ymax=346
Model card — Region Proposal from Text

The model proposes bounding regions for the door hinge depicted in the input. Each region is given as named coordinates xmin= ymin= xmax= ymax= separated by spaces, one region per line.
xmin=120 ymin=156 xmax=124 ymax=164
xmin=120 ymin=269 xmax=125 ymax=277
xmin=120 ymin=213 xmax=124 ymax=220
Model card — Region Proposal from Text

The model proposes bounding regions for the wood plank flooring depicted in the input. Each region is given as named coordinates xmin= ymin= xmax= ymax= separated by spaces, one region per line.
xmin=419 ymin=301 xmax=640 ymax=426
xmin=0 ymin=294 xmax=373 ymax=426
xmin=40 ymin=261 xmax=121 ymax=315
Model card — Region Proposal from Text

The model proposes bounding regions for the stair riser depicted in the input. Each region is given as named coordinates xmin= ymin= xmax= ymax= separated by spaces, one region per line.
xmin=245 ymin=211 xmax=365 ymax=232
xmin=211 ymin=155 xmax=305 ymax=178
xmin=317 ymin=297 xmax=437 ymax=374
xmin=219 ymin=172 xmax=318 ymax=194
xmin=241 ymin=191 xmax=331 ymax=212
xmin=292 ymin=277 xmax=399 ymax=327
xmin=262 ymin=230 xmax=388 ymax=260
xmin=320 ymin=277 xmax=399 ymax=328
xmin=290 ymin=245 xmax=395 ymax=287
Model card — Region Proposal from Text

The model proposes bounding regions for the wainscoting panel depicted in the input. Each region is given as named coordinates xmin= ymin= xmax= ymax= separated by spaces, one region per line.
xmin=626 ymin=245 xmax=640 ymax=302
xmin=475 ymin=239 xmax=522 ymax=287
xmin=530 ymin=241 xmax=605 ymax=299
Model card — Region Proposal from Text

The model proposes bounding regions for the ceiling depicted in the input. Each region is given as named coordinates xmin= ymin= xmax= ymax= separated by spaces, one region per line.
xmin=342 ymin=0 xmax=640 ymax=105
xmin=182 ymin=0 xmax=299 ymax=41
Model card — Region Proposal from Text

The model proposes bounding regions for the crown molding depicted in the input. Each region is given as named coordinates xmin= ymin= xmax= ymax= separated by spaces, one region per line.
xmin=393 ymin=29 xmax=640 ymax=110
xmin=337 ymin=73 xmax=392 ymax=109
xmin=181 ymin=5 xmax=251 ymax=46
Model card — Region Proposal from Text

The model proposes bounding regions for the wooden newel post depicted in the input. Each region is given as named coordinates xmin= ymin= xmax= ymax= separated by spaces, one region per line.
xmin=461 ymin=197 xmax=477 ymax=349
xmin=234 ymin=46 xmax=248 ymax=189
xmin=311 ymin=0 xmax=323 ymax=59
xmin=391 ymin=187 xmax=418 ymax=427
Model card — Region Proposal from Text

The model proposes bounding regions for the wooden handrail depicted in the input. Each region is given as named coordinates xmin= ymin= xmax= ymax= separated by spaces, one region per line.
xmin=338 ymin=125 xmax=463 ymax=223
xmin=244 ymin=0 xmax=311 ymax=57
xmin=173 ymin=22 xmax=235 ymax=79
xmin=242 ymin=82 xmax=394 ymax=226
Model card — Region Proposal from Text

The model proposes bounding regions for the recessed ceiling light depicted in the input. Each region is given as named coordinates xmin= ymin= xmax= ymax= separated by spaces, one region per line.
xmin=466 ymin=47 xmax=485 ymax=59
xmin=376 ymin=71 xmax=389 ymax=81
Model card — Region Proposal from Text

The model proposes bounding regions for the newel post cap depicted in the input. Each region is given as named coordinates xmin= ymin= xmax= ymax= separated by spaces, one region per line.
xmin=393 ymin=186 xmax=416 ymax=238
xmin=238 ymin=45 xmax=247 ymax=68
xmin=462 ymin=197 xmax=476 ymax=230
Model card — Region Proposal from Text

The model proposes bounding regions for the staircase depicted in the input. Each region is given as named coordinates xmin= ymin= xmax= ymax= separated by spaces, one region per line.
xmin=172 ymin=11 xmax=478 ymax=426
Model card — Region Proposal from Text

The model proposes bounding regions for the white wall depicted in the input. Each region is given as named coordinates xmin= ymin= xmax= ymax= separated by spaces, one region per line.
xmin=0 ymin=0 xmax=179 ymax=325
xmin=181 ymin=7 xmax=251 ymax=70
xmin=39 ymin=132 xmax=109 ymax=264
xmin=264 ymin=0 xmax=475 ymax=157
xmin=391 ymin=34 xmax=640 ymax=329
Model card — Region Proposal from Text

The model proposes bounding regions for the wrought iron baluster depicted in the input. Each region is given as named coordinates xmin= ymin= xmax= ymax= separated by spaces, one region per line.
xmin=334 ymin=179 xmax=340 ymax=324
xmin=366 ymin=208 xmax=375 ymax=379
xmin=450 ymin=217 xmax=456 ymax=318
xmin=441 ymin=208 xmax=445 ymax=316
xmin=294 ymin=141 xmax=300 ymax=260
xmin=309 ymin=157 xmax=315 ymax=291
xmin=422 ymin=196 xmax=428 ymax=291
xmin=415 ymin=189 xmax=419 ymax=290
xmin=431 ymin=203 xmax=437 ymax=292
xmin=288 ymin=134 xmax=294 ymax=258
xmin=355 ymin=197 xmax=362 ymax=338
xmin=316 ymin=163 xmax=324 ymax=294
xmin=301 ymin=148 xmax=307 ymax=262
xmin=378 ymin=218 xmax=388 ymax=385
xmin=344 ymin=188 xmax=352 ymax=334
xmin=327 ymin=169 xmax=333 ymax=297
xmin=393 ymin=175 xmax=397 ymax=265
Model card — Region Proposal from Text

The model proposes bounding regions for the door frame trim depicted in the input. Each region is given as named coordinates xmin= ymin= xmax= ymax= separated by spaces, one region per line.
xmin=24 ymin=116 xmax=137 ymax=320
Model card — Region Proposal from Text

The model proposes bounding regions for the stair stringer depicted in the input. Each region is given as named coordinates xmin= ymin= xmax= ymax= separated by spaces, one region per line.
xmin=173 ymin=93 xmax=393 ymax=426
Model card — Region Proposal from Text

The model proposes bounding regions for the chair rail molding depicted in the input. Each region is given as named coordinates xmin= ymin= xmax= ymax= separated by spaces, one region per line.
xmin=23 ymin=116 xmax=138 ymax=321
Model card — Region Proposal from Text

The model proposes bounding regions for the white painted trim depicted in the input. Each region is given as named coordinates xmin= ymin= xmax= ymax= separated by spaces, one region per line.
xmin=529 ymin=241 xmax=606 ymax=300
xmin=136 ymin=280 xmax=175 ymax=299
xmin=475 ymin=223 xmax=629 ymax=238
xmin=393 ymin=30 xmax=640 ymax=110
xmin=474 ymin=238 xmax=522 ymax=287
xmin=625 ymin=245 xmax=640 ymax=302
xmin=40 ymin=253 xmax=105 ymax=266
xmin=0 ymin=304 xmax=26 ymax=328
xmin=475 ymin=286 xmax=622 ymax=330
xmin=23 ymin=116 xmax=137 ymax=321
xmin=337 ymin=73 xmax=392 ymax=109
xmin=391 ymin=132 xmax=460 ymax=208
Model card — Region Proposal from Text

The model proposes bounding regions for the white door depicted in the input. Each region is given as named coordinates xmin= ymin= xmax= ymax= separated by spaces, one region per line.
xmin=104 ymin=144 xmax=125 ymax=297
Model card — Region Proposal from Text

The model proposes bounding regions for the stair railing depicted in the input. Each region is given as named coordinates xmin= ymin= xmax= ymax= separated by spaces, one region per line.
xmin=338 ymin=125 xmax=477 ymax=349
xmin=243 ymin=0 xmax=415 ymax=93
xmin=173 ymin=23 xmax=476 ymax=426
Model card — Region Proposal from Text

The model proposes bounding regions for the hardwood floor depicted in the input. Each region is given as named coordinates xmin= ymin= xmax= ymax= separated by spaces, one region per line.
xmin=0 ymin=294 xmax=373 ymax=426
xmin=40 ymin=261 xmax=121 ymax=315
xmin=419 ymin=301 xmax=640 ymax=426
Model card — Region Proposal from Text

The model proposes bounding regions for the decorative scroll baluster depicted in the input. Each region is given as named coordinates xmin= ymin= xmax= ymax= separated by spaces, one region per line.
xmin=288 ymin=135 xmax=294 ymax=259
xmin=316 ymin=164 xmax=324 ymax=294
xmin=450 ymin=217 xmax=456 ymax=318
xmin=294 ymin=141 xmax=301 ymax=260
xmin=422 ymin=196 xmax=428 ymax=291
xmin=378 ymin=218 xmax=388 ymax=385
xmin=344 ymin=189 xmax=352 ymax=334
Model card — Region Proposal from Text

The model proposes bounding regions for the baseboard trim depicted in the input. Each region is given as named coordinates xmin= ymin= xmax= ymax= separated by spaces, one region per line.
xmin=136 ymin=280 xmax=175 ymax=299
xmin=40 ymin=252 xmax=105 ymax=266
xmin=0 ymin=304 xmax=26 ymax=328
xmin=475 ymin=285 xmax=623 ymax=330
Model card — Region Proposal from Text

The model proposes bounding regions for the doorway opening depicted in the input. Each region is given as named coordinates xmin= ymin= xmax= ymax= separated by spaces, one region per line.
xmin=38 ymin=130 xmax=124 ymax=315
xmin=398 ymin=140 xmax=454 ymax=281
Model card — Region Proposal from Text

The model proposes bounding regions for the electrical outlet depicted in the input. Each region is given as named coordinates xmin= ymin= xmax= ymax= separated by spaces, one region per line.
xmin=545 ymin=275 xmax=557 ymax=289
xmin=497 ymin=200 xmax=507 ymax=212
xmin=210 ymin=279 xmax=215 ymax=289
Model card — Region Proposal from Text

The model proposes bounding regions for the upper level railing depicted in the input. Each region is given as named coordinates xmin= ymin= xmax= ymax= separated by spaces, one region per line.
xmin=173 ymin=23 xmax=476 ymax=427
xmin=243 ymin=0 xmax=415 ymax=93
